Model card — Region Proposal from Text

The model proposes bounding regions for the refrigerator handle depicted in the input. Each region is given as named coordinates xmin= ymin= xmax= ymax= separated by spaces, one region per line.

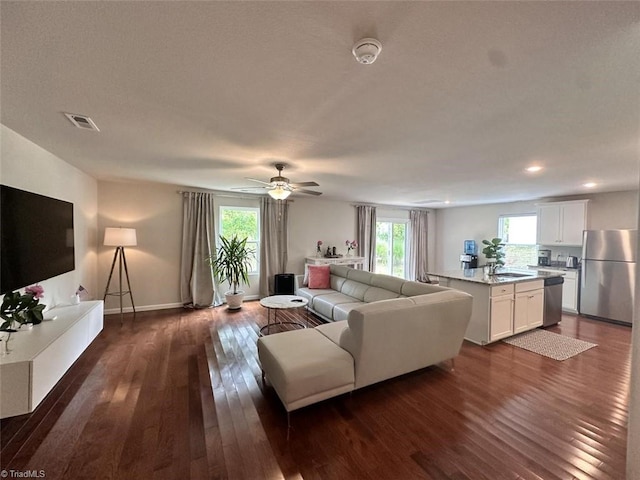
xmin=581 ymin=264 xmax=587 ymax=286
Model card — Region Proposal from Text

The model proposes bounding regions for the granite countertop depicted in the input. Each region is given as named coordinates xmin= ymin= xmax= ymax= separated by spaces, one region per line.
xmin=527 ymin=265 xmax=580 ymax=272
xmin=427 ymin=268 xmax=564 ymax=285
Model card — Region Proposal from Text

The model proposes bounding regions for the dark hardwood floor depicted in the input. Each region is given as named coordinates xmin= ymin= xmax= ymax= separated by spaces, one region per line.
xmin=1 ymin=301 xmax=631 ymax=479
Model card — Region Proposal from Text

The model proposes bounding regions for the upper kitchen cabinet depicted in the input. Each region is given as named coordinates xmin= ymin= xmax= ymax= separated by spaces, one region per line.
xmin=536 ymin=200 xmax=588 ymax=246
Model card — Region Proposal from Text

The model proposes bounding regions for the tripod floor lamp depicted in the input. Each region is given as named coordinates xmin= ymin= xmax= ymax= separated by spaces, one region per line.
xmin=103 ymin=227 xmax=137 ymax=323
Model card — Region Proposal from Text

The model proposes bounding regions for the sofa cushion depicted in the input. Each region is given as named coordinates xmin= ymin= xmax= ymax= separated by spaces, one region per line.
xmin=316 ymin=320 xmax=348 ymax=345
xmin=257 ymin=328 xmax=354 ymax=412
xmin=313 ymin=292 xmax=359 ymax=319
xmin=346 ymin=269 xmax=374 ymax=285
xmin=401 ymin=281 xmax=448 ymax=297
xmin=363 ymin=286 xmax=400 ymax=303
xmin=296 ymin=287 xmax=335 ymax=304
xmin=308 ymin=265 xmax=331 ymax=289
xmin=340 ymin=279 xmax=370 ymax=301
xmin=370 ymin=274 xmax=405 ymax=294
xmin=332 ymin=302 xmax=366 ymax=322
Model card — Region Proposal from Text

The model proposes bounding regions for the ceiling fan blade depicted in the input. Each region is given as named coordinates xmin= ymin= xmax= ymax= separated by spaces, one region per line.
xmin=245 ymin=177 xmax=274 ymax=186
xmin=295 ymin=188 xmax=322 ymax=196
xmin=231 ymin=186 xmax=269 ymax=191
xmin=290 ymin=181 xmax=319 ymax=187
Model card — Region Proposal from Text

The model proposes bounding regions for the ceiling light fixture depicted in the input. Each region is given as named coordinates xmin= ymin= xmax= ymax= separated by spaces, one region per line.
xmin=268 ymin=186 xmax=291 ymax=200
xmin=583 ymin=182 xmax=597 ymax=188
xmin=352 ymin=38 xmax=382 ymax=64
xmin=526 ymin=166 xmax=542 ymax=172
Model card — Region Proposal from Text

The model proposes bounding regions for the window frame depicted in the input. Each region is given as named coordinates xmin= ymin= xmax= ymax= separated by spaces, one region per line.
xmin=497 ymin=213 xmax=538 ymax=268
xmin=218 ymin=206 xmax=260 ymax=275
xmin=375 ymin=217 xmax=409 ymax=279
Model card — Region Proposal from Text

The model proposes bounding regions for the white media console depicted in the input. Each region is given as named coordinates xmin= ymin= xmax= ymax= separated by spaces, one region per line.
xmin=0 ymin=300 xmax=104 ymax=418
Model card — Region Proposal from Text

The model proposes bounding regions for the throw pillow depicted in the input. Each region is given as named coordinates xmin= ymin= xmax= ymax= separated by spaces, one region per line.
xmin=308 ymin=265 xmax=331 ymax=289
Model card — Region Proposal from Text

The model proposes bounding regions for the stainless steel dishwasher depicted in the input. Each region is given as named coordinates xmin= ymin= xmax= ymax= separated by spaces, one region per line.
xmin=543 ymin=276 xmax=564 ymax=326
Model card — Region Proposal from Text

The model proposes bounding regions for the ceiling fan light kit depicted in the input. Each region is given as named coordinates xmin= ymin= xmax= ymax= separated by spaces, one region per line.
xmin=268 ymin=186 xmax=291 ymax=200
xmin=352 ymin=38 xmax=382 ymax=64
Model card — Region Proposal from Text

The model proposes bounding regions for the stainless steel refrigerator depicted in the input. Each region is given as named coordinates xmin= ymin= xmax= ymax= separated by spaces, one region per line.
xmin=580 ymin=229 xmax=636 ymax=325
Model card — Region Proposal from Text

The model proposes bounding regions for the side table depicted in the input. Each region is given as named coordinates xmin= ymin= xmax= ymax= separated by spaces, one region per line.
xmin=259 ymin=295 xmax=309 ymax=336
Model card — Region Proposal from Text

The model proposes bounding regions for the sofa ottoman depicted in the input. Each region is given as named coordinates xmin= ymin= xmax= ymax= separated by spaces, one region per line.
xmin=257 ymin=328 xmax=355 ymax=412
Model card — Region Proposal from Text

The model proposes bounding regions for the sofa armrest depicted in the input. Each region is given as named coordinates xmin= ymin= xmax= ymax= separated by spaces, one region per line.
xmin=339 ymin=290 xmax=473 ymax=389
xmin=294 ymin=274 xmax=305 ymax=292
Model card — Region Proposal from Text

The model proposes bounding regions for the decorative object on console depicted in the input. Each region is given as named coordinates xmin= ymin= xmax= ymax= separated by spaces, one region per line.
xmin=207 ymin=235 xmax=255 ymax=310
xmin=102 ymin=227 xmax=137 ymax=323
xmin=345 ymin=240 xmax=358 ymax=256
xmin=316 ymin=240 xmax=323 ymax=257
xmin=481 ymin=238 xmax=505 ymax=274
xmin=1 ymin=285 xmax=46 ymax=355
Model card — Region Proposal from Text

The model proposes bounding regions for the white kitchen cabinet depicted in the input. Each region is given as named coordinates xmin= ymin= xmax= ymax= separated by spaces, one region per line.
xmin=437 ymin=276 xmax=546 ymax=345
xmin=536 ymin=200 xmax=588 ymax=246
xmin=561 ymin=271 xmax=578 ymax=313
xmin=530 ymin=267 xmax=579 ymax=313
xmin=490 ymin=294 xmax=514 ymax=342
xmin=514 ymin=287 xmax=544 ymax=334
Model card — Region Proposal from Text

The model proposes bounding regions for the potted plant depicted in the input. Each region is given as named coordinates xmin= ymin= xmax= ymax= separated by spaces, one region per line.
xmin=1 ymin=285 xmax=46 ymax=354
xmin=207 ymin=236 xmax=255 ymax=310
xmin=481 ymin=238 xmax=505 ymax=274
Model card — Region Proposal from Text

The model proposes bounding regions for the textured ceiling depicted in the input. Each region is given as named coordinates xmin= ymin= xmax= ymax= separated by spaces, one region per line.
xmin=1 ymin=1 xmax=639 ymax=207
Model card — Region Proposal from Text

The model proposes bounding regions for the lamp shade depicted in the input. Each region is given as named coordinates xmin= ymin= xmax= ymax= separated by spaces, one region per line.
xmin=104 ymin=227 xmax=137 ymax=247
xmin=268 ymin=187 xmax=291 ymax=200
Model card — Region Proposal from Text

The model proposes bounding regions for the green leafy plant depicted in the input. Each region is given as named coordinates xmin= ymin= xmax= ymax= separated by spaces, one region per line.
xmin=207 ymin=236 xmax=255 ymax=294
xmin=482 ymin=238 xmax=506 ymax=266
xmin=1 ymin=286 xmax=46 ymax=332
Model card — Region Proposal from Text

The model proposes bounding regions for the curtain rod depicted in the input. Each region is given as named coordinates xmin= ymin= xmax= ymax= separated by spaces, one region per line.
xmin=352 ymin=202 xmax=431 ymax=212
xmin=176 ymin=189 xmax=294 ymax=202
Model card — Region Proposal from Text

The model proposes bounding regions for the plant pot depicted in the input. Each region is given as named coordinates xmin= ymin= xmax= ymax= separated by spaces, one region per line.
xmin=225 ymin=291 xmax=245 ymax=310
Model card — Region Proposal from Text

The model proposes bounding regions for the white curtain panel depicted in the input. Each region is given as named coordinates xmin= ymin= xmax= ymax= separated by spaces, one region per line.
xmin=356 ymin=205 xmax=377 ymax=272
xmin=408 ymin=209 xmax=429 ymax=282
xmin=179 ymin=192 xmax=222 ymax=308
xmin=259 ymin=198 xmax=289 ymax=297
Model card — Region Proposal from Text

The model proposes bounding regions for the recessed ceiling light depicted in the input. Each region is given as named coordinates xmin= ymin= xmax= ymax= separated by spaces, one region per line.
xmin=444 ymin=200 xmax=451 ymax=204
xmin=525 ymin=166 xmax=542 ymax=172
xmin=583 ymin=182 xmax=597 ymax=188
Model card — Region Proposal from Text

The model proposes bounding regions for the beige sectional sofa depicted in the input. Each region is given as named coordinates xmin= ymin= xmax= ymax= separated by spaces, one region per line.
xmin=258 ymin=266 xmax=473 ymax=413
xmin=295 ymin=265 xmax=450 ymax=322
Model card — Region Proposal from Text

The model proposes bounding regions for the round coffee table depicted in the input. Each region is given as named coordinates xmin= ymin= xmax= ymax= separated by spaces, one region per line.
xmin=259 ymin=295 xmax=309 ymax=336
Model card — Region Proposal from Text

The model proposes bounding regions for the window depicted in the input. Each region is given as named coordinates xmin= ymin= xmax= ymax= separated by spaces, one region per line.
xmin=219 ymin=206 xmax=260 ymax=274
xmin=375 ymin=220 xmax=408 ymax=278
xmin=498 ymin=214 xmax=537 ymax=267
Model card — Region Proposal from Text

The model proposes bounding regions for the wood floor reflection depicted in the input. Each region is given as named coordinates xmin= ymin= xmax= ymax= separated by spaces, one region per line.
xmin=1 ymin=302 xmax=631 ymax=479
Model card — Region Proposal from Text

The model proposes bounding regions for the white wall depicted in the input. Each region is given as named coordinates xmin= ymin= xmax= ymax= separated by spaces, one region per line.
xmin=435 ymin=191 xmax=639 ymax=271
xmin=286 ymin=199 xmax=437 ymax=275
xmin=97 ymin=181 xmax=262 ymax=313
xmin=286 ymin=197 xmax=356 ymax=274
xmin=0 ymin=125 xmax=98 ymax=309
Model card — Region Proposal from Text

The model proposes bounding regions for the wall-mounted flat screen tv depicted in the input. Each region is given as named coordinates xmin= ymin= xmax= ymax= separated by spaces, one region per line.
xmin=1 ymin=185 xmax=75 ymax=293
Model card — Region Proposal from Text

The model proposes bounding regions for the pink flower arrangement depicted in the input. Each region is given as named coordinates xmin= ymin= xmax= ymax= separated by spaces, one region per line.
xmin=25 ymin=284 xmax=44 ymax=299
xmin=316 ymin=240 xmax=323 ymax=255
xmin=346 ymin=240 xmax=358 ymax=253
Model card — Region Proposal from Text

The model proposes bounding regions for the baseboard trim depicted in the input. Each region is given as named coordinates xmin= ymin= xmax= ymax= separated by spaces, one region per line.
xmin=104 ymin=296 xmax=261 ymax=315
xmin=104 ymin=302 xmax=182 ymax=315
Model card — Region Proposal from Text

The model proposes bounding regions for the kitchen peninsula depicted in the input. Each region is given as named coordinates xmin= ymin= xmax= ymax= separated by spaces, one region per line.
xmin=428 ymin=268 xmax=564 ymax=345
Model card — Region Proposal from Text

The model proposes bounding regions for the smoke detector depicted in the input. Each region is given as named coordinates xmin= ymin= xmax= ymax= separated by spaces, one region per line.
xmin=352 ymin=38 xmax=382 ymax=65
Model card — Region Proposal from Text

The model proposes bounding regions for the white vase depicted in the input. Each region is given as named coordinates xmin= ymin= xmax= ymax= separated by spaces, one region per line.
xmin=225 ymin=291 xmax=245 ymax=310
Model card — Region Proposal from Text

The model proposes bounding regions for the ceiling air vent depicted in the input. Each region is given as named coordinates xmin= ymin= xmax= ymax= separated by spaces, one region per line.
xmin=64 ymin=113 xmax=100 ymax=131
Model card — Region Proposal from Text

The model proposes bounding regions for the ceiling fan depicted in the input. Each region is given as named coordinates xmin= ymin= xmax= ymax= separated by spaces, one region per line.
xmin=233 ymin=163 xmax=322 ymax=199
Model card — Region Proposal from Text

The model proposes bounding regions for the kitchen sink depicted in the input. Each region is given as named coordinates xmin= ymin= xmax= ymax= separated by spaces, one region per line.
xmin=493 ymin=272 xmax=534 ymax=278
